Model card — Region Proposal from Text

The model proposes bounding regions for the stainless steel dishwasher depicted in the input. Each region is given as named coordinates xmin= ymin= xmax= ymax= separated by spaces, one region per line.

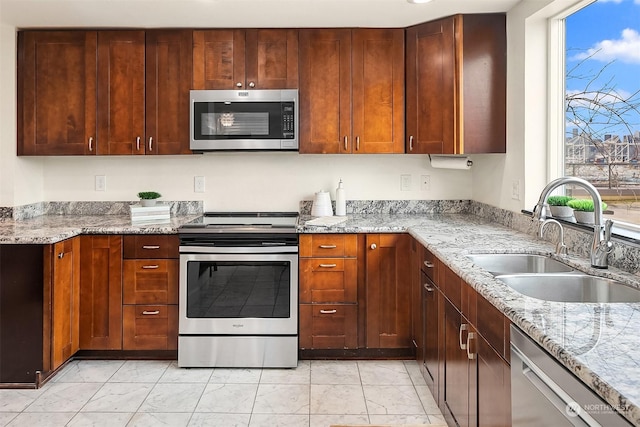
xmin=510 ymin=325 xmax=632 ymax=426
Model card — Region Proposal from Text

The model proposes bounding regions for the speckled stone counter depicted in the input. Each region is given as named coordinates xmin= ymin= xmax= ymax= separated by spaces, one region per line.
xmin=0 ymin=214 xmax=200 ymax=244
xmin=299 ymin=213 xmax=640 ymax=426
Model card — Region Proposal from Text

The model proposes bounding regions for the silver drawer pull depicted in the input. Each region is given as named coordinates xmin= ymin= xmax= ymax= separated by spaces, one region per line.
xmin=319 ymin=244 xmax=337 ymax=249
xmin=423 ymin=261 xmax=434 ymax=268
xmin=142 ymin=245 xmax=160 ymax=250
xmin=319 ymin=263 xmax=337 ymax=268
xmin=142 ymin=265 xmax=159 ymax=269
xmin=466 ymin=332 xmax=476 ymax=360
xmin=142 ymin=310 xmax=160 ymax=315
xmin=320 ymin=309 xmax=337 ymax=314
xmin=459 ymin=323 xmax=468 ymax=350
xmin=424 ymin=283 xmax=435 ymax=292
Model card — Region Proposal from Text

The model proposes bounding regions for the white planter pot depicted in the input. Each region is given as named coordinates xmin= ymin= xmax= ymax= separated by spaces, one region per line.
xmin=140 ymin=199 xmax=157 ymax=207
xmin=549 ymin=205 xmax=574 ymax=218
xmin=573 ymin=210 xmax=595 ymax=224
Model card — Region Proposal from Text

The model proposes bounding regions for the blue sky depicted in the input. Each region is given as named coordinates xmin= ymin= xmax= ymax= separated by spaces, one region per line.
xmin=565 ymin=0 xmax=640 ymax=137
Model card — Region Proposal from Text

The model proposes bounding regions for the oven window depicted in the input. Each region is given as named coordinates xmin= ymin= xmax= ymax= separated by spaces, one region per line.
xmin=185 ymin=260 xmax=291 ymax=318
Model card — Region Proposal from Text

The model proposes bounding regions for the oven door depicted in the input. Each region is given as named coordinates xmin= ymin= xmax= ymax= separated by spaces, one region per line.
xmin=179 ymin=251 xmax=298 ymax=336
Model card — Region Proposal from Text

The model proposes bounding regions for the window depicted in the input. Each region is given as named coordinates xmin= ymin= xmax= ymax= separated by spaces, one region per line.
xmin=563 ymin=0 xmax=640 ymax=228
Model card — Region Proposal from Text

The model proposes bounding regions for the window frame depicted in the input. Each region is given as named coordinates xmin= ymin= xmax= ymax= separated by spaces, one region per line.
xmin=549 ymin=0 xmax=640 ymax=243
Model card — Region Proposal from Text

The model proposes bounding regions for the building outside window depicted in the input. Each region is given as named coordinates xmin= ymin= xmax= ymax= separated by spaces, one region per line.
xmin=564 ymin=0 xmax=640 ymax=226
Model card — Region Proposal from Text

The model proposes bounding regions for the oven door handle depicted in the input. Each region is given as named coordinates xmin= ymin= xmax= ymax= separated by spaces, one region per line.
xmin=179 ymin=245 xmax=298 ymax=254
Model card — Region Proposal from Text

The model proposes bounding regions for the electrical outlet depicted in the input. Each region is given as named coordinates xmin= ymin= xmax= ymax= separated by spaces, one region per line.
xmin=511 ymin=180 xmax=521 ymax=200
xmin=400 ymin=174 xmax=412 ymax=191
xmin=194 ymin=176 xmax=205 ymax=193
xmin=95 ymin=175 xmax=106 ymax=192
xmin=420 ymin=175 xmax=431 ymax=191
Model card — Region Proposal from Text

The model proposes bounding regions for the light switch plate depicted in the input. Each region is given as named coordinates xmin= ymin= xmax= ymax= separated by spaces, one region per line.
xmin=194 ymin=176 xmax=205 ymax=193
xmin=400 ymin=174 xmax=411 ymax=191
xmin=95 ymin=175 xmax=106 ymax=192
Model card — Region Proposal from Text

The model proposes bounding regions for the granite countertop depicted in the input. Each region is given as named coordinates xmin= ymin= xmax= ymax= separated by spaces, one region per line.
xmin=299 ymin=213 xmax=640 ymax=426
xmin=0 ymin=214 xmax=200 ymax=244
xmin=2 ymin=212 xmax=639 ymax=424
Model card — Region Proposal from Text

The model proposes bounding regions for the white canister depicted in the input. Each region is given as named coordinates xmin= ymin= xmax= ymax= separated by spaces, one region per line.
xmin=311 ymin=190 xmax=333 ymax=217
xmin=335 ymin=179 xmax=346 ymax=216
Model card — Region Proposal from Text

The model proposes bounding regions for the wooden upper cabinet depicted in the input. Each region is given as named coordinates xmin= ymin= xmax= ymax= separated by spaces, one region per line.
xmin=145 ymin=30 xmax=193 ymax=155
xmin=299 ymin=29 xmax=404 ymax=154
xmin=193 ymin=29 xmax=298 ymax=90
xmin=406 ymin=14 xmax=506 ymax=154
xmin=97 ymin=31 xmax=146 ymax=155
xmin=351 ymin=29 xmax=404 ymax=154
xmin=299 ymin=29 xmax=351 ymax=154
xmin=18 ymin=31 xmax=97 ymax=155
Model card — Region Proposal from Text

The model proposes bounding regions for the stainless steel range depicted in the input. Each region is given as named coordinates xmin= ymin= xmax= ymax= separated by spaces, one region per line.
xmin=177 ymin=212 xmax=299 ymax=368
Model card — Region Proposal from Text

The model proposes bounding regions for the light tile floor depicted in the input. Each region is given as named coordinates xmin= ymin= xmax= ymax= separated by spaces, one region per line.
xmin=0 ymin=359 xmax=445 ymax=427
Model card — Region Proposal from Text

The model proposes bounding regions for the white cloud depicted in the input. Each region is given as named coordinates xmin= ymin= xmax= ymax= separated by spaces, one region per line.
xmin=572 ymin=28 xmax=640 ymax=64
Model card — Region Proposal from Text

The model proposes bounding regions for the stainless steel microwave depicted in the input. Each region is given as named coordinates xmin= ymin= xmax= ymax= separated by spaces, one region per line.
xmin=190 ymin=89 xmax=298 ymax=151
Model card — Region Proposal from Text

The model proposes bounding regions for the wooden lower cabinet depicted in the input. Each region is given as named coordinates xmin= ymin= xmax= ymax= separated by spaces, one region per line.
xmin=123 ymin=305 xmax=178 ymax=350
xmin=299 ymin=304 xmax=358 ymax=349
xmin=79 ymin=235 xmax=123 ymax=350
xmin=477 ymin=334 xmax=511 ymax=427
xmin=49 ymin=237 xmax=81 ymax=370
xmin=365 ymin=233 xmax=411 ymax=349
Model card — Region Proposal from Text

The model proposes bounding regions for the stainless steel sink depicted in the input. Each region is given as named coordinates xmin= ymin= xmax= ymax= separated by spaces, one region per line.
xmin=466 ymin=253 xmax=574 ymax=276
xmin=497 ymin=273 xmax=640 ymax=303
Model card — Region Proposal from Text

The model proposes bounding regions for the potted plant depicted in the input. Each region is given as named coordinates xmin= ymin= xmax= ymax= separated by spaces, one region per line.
xmin=546 ymin=195 xmax=575 ymax=219
xmin=137 ymin=191 xmax=162 ymax=207
xmin=567 ymin=199 xmax=607 ymax=224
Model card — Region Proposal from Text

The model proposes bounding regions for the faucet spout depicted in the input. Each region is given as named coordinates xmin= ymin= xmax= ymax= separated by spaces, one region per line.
xmin=533 ymin=177 xmax=612 ymax=268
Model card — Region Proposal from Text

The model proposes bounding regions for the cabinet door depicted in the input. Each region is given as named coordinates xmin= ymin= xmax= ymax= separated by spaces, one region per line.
xmin=97 ymin=31 xmax=145 ymax=155
xmin=299 ymin=29 xmax=352 ymax=154
xmin=351 ymin=29 xmax=404 ymax=154
xmin=423 ymin=271 xmax=440 ymax=395
xmin=50 ymin=238 xmax=80 ymax=370
xmin=18 ymin=31 xmax=97 ymax=155
xmin=123 ymin=259 xmax=178 ymax=305
xmin=299 ymin=258 xmax=357 ymax=303
xmin=299 ymin=304 xmax=358 ymax=349
xmin=365 ymin=234 xmax=411 ymax=348
xmin=245 ymin=29 xmax=298 ymax=89
xmin=145 ymin=30 xmax=192 ymax=155
xmin=444 ymin=299 xmax=475 ymax=427
xmin=477 ymin=335 xmax=510 ymax=427
xmin=405 ymin=17 xmax=455 ymax=154
xmin=193 ymin=30 xmax=245 ymax=89
xmin=79 ymin=235 xmax=123 ymax=350
xmin=123 ymin=305 xmax=177 ymax=350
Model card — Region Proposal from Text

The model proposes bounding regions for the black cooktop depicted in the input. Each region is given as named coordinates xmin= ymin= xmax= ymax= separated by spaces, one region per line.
xmin=179 ymin=212 xmax=299 ymax=232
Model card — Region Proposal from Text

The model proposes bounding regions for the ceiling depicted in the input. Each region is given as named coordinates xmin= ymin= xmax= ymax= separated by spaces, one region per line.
xmin=0 ymin=0 xmax=523 ymax=29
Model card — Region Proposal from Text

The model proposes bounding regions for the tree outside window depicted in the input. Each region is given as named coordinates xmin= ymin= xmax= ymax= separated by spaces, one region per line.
xmin=565 ymin=0 xmax=640 ymax=225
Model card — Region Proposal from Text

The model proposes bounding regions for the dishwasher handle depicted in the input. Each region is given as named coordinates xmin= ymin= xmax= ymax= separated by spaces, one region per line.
xmin=512 ymin=344 xmax=598 ymax=427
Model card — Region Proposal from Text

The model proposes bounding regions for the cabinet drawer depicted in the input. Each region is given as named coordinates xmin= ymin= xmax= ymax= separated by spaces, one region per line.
xmin=300 ymin=234 xmax=357 ymax=257
xmin=299 ymin=304 xmax=358 ymax=349
xmin=421 ymin=248 xmax=438 ymax=282
xmin=299 ymin=258 xmax=357 ymax=303
xmin=123 ymin=259 xmax=178 ymax=304
xmin=476 ymin=294 xmax=509 ymax=362
xmin=122 ymin=305 xmax=177 ymax=350
xmin=123 ymin=235 xmax=179 ymax=259
xmin=443 ymin=264 xmax=462 ymax=312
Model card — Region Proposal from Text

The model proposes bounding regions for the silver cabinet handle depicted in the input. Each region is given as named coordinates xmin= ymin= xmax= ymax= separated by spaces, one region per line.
xmin=88 ymin=137 xmax=94 ymax=152
xmin=248 ymin=82 xmax=255 ymax=88
xmin=142 ymin=310 xmax=160 ymax=315
xmin=136 ymin=136 xmax=141 ymax=151
xmin=356 ymin=136 xmax=360 ymax=151
xmin=320 ymin=309 xmax=337 ymax=314
xmin=424 ymin=283 xmax=435 ymax=292
xmin=142 ymin=245 xmax=160 ymax=250
xmin=142 ymin=265 xmax=159 ymax=269
xmin=319 ymin=263 xmax=337 ymax=268
xmin=409 ymin=135 xmax=414 ymax=151
xmin=344 ymin=136 xmax=348 ymax=151
xmin=466 ymin=332 xmax=476 ymax=360
xmin=148 ymin=137 xmax=153 ymax=152
xmin=424 ymin=261 xmax=434 ymax=268
xmin=58 ymin=252 xmax=64 ymax=259
xmin=370 ymin=243 xmax=377 ymax=250
xmin=319 ymin=244 xmax=337 ymax=249
xmin=236 ymin=82 xmax=243 ymax=88
xmin=459 ymin=323 xmax=468 ymax=350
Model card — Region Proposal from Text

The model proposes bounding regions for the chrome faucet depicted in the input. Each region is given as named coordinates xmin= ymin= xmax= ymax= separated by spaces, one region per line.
xmin=539 ymin=218 xmax=568 ymax=256
xmin=532 ymin=176 xmax=613 ymax=268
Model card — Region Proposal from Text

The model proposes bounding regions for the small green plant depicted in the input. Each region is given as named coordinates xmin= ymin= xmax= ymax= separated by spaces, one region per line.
xmin=137 ymin=191 xmax=162 ymax=200
xmin=546 ymin=195 xmax=574 ymax=206
xmin=567 ymin=199 xmax=607 ymax=212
